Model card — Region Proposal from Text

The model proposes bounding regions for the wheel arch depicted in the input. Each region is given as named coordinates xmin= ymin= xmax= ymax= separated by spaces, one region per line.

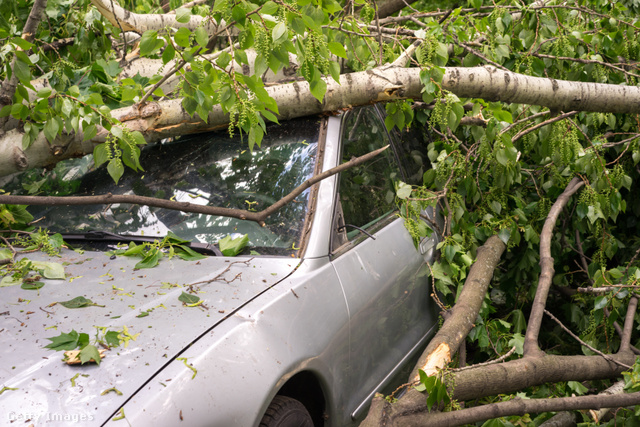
xmin=275 ymin=370 xmax=327 ymax=427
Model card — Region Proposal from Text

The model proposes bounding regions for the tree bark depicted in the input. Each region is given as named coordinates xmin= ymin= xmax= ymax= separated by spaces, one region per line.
xmin=409 ymin=235 xmax=506 ymax=380
xmin=376 ymin=0 xmax=419 ymax=19
xmin=90 ymin=0 xmax=227 ymax=34
xmin=0 ymin=0 xmax=47 ymax=129
xmin=524 ymin=177 xmax=584 ymax=356
xmin=398 ymin=391 xmax=640 ymax=427
xmin=7 ymin=66 xmax=640 ymax=177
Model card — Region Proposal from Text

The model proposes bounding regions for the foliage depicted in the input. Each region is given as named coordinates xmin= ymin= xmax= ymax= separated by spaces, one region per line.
xmin=219 ymin=233 xmax=249 ymax=256
xmin=389 ymin=0 xmax=640 ymax=422
xmin=44 ymin=327 xmax=121 ymax=366
xmin=108 ymin=231 xmax=206 ymax=268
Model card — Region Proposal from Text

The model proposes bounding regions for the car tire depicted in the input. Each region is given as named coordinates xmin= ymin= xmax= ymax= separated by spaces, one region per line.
xmin=259 ymin=395 xmax=314 ymax=427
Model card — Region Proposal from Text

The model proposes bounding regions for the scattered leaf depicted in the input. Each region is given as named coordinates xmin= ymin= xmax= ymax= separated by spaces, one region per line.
xmin=219 ymin=234 xmax=249 ymax=257
xmin=178 ymin=292 xmax=200 ymax=305
xmin=58 ymin=296 xmax=104 ymax=309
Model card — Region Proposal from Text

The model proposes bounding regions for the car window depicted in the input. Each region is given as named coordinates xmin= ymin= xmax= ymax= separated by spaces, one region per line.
xmin=390 ymin=119 xmax=432 ymax=185
xmin=333 ymin=107 xmax=399 ymax=247
xmin=5 ymin=117 xmax=321 ymax=256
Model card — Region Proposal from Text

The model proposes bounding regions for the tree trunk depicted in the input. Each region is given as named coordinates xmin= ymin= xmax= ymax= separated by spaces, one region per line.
xmin=6 ymin=66 xmax=640 ymax=177
xmin=90 ymin=0 xmax=226 ymax=34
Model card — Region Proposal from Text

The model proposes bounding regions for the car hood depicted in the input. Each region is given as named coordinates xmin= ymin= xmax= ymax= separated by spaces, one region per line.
xmin=0 ymin=248 xmax=299 ymax=425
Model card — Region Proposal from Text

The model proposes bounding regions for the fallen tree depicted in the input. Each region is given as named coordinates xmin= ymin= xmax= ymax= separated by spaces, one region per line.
xmin=1 ymin=0 xmax=640 ymax=425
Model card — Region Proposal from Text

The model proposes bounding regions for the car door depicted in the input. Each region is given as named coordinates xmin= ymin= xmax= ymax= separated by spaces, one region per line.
xmin=329 ymin=106 xmax=439 ymax=421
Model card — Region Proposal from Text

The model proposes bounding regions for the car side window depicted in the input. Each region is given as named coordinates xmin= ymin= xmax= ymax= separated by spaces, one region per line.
xmin=332 ymin=107 xmax=399 ymax=250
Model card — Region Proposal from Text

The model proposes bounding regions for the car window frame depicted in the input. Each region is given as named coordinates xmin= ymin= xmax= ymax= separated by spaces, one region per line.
xmin=329 ymin=106 xmax=407 ymax=258
xmin=295 ymin=117 xmax=328 ymax=258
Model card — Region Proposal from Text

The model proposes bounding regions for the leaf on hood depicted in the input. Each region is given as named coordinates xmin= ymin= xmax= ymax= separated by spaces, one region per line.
xmin=45 ymin=330 xmax=81 ymax=351
xmin=21 ymin=281 xmax=45 ymax=290
xmin=178 ymin=291 xmax=200 ymax=305
xmin=0 ymin=275 xmax=22 ymax=287
xmin=31 ymin=261 xmax=66 ymax=280
xmin=219 ymin=234 xmax=249 ymax=257
xmin=58 ymin=296 xmax=104 ymax=309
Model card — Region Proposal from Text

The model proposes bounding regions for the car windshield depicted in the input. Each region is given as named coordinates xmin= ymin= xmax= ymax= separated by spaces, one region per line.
xmin=6 ymin=117 xmax=321 ymax=256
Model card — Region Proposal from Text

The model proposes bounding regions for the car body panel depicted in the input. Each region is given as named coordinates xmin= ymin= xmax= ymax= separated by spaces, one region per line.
xmin=110 ymin=256 xmax=350 ymax=426
xmin=332 ymin=217 xmax=438 ymax=420
xmin=0 ymin=251 xmax=298 ymax=425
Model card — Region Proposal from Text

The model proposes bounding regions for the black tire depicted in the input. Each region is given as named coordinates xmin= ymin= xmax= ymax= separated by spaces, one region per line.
xmin=259 ymin=395 xmax=314 ymax=427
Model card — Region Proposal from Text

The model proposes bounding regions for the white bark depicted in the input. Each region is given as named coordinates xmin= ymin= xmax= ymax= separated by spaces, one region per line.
xmin=5 ymin=65 xmax=640 ymax=177
xmin=442 ymin=66 xmax=640 ymax=114
xmin=91 ymin=0 xmax=226 ymax=34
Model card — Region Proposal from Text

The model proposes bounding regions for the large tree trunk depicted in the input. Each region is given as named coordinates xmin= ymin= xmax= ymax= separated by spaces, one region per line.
xmin=90 ymin=0 xmax=226 ymax=34
xmin=5 ymin=66 xmax=640 ymax=178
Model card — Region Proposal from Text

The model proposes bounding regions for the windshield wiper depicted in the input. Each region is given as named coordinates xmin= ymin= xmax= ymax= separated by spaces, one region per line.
xmin=56 ymin=231 xmax=223 ymax=256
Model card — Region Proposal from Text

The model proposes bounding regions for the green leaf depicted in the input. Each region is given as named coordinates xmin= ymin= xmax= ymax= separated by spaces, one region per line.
xmin=327 ymin=42 xmax=347 ymax=58
xmin=508 ymin=333 xmax=524 ymax=355
xmin=58 ymin=296 xmax=102 ymax=309
xmin=195 ymin=27 xmax=209 ymax=48
xmin=162 ymin=42 xmax=175 ymax=65
xmin=272 ymin=22 xmax=287 ymax=44
xmin=43 ymin=119 xmax=59 ymax=143
xmin=174 ymin=8 xmax=191 ymax=23
xmin=594 ymin=295 xmax=609 ymax=310
xmin=134 ymin=248 xmax=163 ymax=269
xmin=174 ymin=245 xmax=207 ymax=261
xmin=219 ymin=234 xmax=249 ymax=257
xmin=261 ymin=1 xmax=279 ymax=15
xmin=45 ymin=330 xmax=80 ymax=351
xmin=0 ymin=275 xmax=22 ymax=287
xmin=31 ymin=261 xmax=65 ymax=279
xmin=396 ymin=181 xmax=413 ymax=199
xmin=83 ymin=124 xmax=97 ymax=141
xmin=140 ymin=30 xmax=162 ymax=56
xmin=173 ymin=27 xmax=191 ymax=47
xmin=93 ymin=143 xmax=109 ymax=167
xmin=79 ymin=344 xmax=102 ymax=365
xmin=14 ymin=57 xmax=32 ymax=86
xmin=178 ymin=291 xmax=200 ymax=305
xmin=309 ymin=77 xmax=327 ymax=103
xmin=105 ymin=331 xmax=120 ymax=347
xmin=21 ymin=281 xmax=45 ymax=290
xmin=107 ymin=158 xmax=124 ymax=184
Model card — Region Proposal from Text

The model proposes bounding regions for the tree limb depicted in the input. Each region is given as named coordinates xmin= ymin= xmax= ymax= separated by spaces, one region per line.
xmin=0 ymin=145 xmax=389 ymax=226
xmin=398 ymin=391 xmax=640 ymax=427
xmin=524 ymin=177 xmax=584 ymax=357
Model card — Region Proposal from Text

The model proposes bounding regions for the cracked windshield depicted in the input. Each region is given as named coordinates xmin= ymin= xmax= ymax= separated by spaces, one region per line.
xmin=4 ymin=117 xmax=320 ymax=255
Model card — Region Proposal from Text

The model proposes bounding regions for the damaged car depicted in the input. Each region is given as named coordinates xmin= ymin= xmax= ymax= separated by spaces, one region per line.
xmin=0 ymin=105 xmax=439 ymax=426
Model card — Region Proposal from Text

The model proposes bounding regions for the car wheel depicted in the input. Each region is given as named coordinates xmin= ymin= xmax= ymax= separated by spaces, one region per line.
xmin=259 ymin=395 xmax=314 ymax=427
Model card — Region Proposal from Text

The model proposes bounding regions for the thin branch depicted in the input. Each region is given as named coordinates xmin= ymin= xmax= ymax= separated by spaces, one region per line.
xmin=578 ymin=285 xmax=640 ymax=293
xmin=500 ymin=110 xmax=550 ymax=135
xmin=453 ymin=346 xmax=516 ymax=372
xmin=544 ymin=309 xmax=632 ymax=369
xmin=619 ymin=296 xmax=638 ymax=353
xmin=0 ymin=146 xmax=389 ymax=226
xmin=511 ymin=111 xmax=579 ymax=143
xmin=109 ymin=0 xmax=128 ymax=63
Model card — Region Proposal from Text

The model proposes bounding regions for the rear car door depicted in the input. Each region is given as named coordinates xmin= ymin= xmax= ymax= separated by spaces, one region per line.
xmin=329 ymin=106 xmax=439 ymax=420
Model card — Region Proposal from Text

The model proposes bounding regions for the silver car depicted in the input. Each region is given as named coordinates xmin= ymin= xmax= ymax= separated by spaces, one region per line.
xmin=0 ymin=105 xmax=439 ymax=426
